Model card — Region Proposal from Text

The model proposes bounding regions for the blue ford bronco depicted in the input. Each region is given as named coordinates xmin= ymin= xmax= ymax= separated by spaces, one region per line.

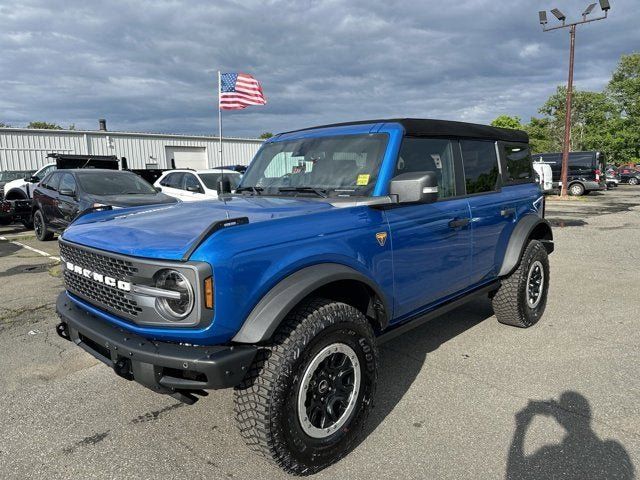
xmin=56 ymin=118 xmax=553 ymax=474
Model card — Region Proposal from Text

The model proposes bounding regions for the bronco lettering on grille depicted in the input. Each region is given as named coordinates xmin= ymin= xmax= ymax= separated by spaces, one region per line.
xmin=64 ymin=261 xmax=131 ymax=292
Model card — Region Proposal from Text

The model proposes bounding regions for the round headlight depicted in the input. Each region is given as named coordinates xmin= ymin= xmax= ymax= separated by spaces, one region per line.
xmin=154 ymin=269 xmax=194 ymax=320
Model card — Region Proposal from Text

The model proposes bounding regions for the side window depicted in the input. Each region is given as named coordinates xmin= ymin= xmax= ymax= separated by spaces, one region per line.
xmin=43 ymin=172 xmax=62 ymax=191
xmin=59 ymin=173 xmax=77 ymax=194
xmin=38 ymin=165 xmax=56 ymax=179
xmin=395 ymin=137 xmax=457 ymax=199
xmin=183 ymin=174 xmax=201 ymax=191
xmin=461 ymin=140 xmax=500 ymax=194
xmin=503 ymin=145 xmax=534 ymax=184
xmin=160 ymin=173 xmax=174 ymax=187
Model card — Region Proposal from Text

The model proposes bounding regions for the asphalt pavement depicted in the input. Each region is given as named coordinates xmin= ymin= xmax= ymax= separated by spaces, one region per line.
xmin=0 ymin=187 xmax=638 ymax=479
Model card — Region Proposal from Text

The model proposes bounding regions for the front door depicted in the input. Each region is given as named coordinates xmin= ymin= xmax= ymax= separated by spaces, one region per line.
xmin=55 ymin=173 xmax=80 ymax=229
xmin=385 ymin=137 xmax=472 ymax=322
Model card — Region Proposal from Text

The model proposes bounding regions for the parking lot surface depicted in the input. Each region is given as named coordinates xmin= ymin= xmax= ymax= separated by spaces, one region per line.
xmin=1 ymin=187 xmax=638 ymax=479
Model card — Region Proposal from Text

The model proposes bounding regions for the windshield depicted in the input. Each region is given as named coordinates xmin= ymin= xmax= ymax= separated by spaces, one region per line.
xmin=239 ymin=133 xmax=388 ymax=197
xmin=200 ymin=172 xmax=242 ymax=190
xmin=0 ymin=171 xmax=32 ymax=182
xmin=77 ymin=171 xmax=157 ymax=195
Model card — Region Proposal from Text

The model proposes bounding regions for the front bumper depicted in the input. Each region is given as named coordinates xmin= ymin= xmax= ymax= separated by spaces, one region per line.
xmin=56 ymin=292 xmax=257 ymax=394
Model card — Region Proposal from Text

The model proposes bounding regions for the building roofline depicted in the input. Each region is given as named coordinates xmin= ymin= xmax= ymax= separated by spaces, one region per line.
xmin=0 ymin=127 xmax=263 ymax=143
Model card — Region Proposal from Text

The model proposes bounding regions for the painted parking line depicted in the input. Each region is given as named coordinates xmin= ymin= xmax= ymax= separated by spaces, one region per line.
xmin=0 ymin=236 xmax=60 ymax=261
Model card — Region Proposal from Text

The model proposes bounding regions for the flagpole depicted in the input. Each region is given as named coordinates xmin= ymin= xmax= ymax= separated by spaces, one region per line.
xmin=217 ymin=70 xmax=223 ymax=166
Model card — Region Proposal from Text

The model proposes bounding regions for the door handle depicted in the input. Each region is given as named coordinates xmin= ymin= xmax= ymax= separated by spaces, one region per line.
xmin=448 ymin=218 xmax=470 ymax=229
xmin=501 ymin=208 xmax=516 ymax=217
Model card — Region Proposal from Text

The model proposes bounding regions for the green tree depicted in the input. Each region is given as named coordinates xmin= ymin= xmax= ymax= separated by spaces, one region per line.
xmin=0 ymin=122 xmax=9 ymax=128
xmin=27 ymin=121 xmax=63 ymax=129
xmin=607 ymin=52 xmax=640 ymax=163
xmin=491 ymin=115 xmax=523 ymax=130
xmin=259 ymin=132 xmax=274 ymax=139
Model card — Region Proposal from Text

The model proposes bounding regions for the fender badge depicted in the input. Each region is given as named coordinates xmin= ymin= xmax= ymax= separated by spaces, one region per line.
xmin=375 ymin=232 xmax=387 ymax=247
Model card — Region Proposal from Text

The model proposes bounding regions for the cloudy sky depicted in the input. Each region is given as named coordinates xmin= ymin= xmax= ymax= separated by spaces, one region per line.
xmin=1 ymin=0 xmax=637 ymax=138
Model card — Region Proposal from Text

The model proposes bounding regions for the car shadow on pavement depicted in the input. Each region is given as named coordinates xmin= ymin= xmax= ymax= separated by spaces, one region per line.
xmin=505 ymin=391 xmax=636 ymax=480
xmin=363 ymin=296 xmax=495 ymax=438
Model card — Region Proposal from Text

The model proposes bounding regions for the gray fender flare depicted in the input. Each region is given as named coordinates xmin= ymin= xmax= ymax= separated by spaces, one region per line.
xmin=498 ymin=215 xmax=554 ymax=277
xmin=232 ymin=263 xmax=390 ymax=344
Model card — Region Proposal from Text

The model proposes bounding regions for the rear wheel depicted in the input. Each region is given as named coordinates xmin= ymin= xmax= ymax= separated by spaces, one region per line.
xmin=33 ymin=210 xmax=54 ymax=241
xmin=234 ymin=298 xmax=377 ymax=475
xmin=569 ymin=183 xmax=585 ymax=196
xmin=493 ymin=240 xmax=549 ymax=328
xmin=629 ymin=177 xmax=639 ymax=185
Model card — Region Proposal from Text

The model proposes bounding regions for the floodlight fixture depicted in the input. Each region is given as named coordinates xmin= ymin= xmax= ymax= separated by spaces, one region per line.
xmin=599 ymin=0 xmax=611 ymax=11
xmin=582 ymin=3 xmax=597 ymax=16
xmin=539 ymin=10 xmax=548 ymax=24
xmin=551 ymin=8 xmax=566 ymax=21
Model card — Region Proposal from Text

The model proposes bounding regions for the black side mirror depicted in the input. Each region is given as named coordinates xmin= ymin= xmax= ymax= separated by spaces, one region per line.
xmin=186 ymin=185 xmax=201 ymax=193
xmin=389 ymin=171 xmax=439 ymax=204
xmin=59 ymin=188 xmax=76 ymax=197
xmin=217 ymin=177 xmax=232 ymax=194
xmin=28 ymin=175 xmax=40 ymax=183
xmin=155 ymin=186 xmax=162 ymax=192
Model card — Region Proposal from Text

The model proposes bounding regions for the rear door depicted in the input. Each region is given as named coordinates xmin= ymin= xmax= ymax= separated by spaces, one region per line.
xmin=461 ymin=139 xmax=516 ymax=285
xmin=159 ymin=172 xmax=186 ymax=200
xmin=385 ymin=137 xmax=472 ymax=321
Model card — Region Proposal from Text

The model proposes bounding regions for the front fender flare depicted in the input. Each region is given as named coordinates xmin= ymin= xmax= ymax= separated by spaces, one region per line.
xmin=498 ymin=215 xmax=553 ymax=277
xmin=232 ymin=263 xmax=390 ymax=344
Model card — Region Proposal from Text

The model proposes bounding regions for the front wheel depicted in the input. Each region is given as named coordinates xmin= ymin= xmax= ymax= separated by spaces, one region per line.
xmin=629 ymin=177 xmax=639 ymax=185
xmin=234 ymin=298 xmax=378 ymax=475
xmin=33 ymin=210 xmax=54 ymax=241
xmin=493 ymin=240 xmax=550 ymax=328
xmin=569 ymin=183 xmax=585 ymax=196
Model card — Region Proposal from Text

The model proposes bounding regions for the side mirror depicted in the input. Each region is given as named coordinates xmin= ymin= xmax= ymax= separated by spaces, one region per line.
xmin=217 ymin=177 xmax=232 ymax=194
xmin=186 ymin=185 xmax=201 ymax=193
xmin=389 ymin=171 xmax=439 ymax=204
xmin=59 ymin=188 xmax=76 ymax=197
xmin=155 ymin=186 xmax=162 ymax=192
xmin=27 ymin=175 xmax=40 ymax=183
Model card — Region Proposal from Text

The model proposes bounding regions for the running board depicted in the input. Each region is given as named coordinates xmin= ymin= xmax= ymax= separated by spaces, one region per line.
xmin=377 ymin=281 xmax=500 ymax=344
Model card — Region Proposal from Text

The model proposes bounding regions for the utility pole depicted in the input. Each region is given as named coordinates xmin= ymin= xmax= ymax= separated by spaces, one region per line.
xmin=538 ymin=1 xmax=611 ymax=197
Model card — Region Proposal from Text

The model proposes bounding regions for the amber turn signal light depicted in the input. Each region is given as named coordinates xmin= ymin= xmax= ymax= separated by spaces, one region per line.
xmin=204 ymin=277 xmax=214 ymax=309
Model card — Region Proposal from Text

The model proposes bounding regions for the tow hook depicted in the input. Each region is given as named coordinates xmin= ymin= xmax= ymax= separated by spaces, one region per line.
xmin=56 ymin=322 xmax=70 ymax=341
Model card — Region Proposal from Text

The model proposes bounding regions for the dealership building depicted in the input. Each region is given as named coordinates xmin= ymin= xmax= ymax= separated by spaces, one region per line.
xmin=0 ymin=123 xmax=264 ymax=171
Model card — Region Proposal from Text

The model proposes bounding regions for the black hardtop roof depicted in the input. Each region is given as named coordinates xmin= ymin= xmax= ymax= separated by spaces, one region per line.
xmin=282 ymin=118 xmax=528 ymax=143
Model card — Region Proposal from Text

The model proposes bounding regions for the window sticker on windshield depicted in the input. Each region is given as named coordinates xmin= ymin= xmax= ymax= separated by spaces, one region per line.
xmin=292 ymin=164 xmax=306 ymax=174
xmin=356 ymin=174 xmax=370 ymax=186
xmin=431 ymin=154 xmax=443 ymax=169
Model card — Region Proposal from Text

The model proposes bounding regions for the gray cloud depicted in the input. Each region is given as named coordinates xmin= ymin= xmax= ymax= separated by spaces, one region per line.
xmin=1 ymin=0 xmax=637 ymax=137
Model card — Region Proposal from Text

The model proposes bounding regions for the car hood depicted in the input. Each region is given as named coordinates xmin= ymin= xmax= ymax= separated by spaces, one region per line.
xmin=89 ymin=192 xmax=177 ymax=207
xmin=62 ymin=195 xmax=336 ymax=260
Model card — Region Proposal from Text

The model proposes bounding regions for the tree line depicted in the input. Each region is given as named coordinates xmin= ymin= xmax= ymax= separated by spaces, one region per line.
xmin=492 ymin=52 xmax=640 ymax=165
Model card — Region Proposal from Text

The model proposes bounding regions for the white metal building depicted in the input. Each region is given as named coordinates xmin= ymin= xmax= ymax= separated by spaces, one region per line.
xmin=0 ymin=127 xmax=264 ymax=171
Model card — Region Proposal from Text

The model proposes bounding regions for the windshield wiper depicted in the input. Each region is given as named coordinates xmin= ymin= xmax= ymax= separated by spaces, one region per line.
xmin=235 ymin=186 xmax=263 ymax=195
xmin=277 ymin=187 xmax=328 ymax=198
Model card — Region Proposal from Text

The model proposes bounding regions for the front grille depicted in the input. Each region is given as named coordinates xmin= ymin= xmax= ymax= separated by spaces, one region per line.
xmin=60 ymin=242 xmax=138 ymax=279
xmin=64 ymin=270 xmax=142 ymax=318
xmin=60 ymin=242 xmax=141 ymax=319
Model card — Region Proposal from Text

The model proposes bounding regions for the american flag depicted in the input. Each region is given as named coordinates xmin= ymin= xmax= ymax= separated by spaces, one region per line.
xmin=219 ymin=73 xmax=267 ymax=110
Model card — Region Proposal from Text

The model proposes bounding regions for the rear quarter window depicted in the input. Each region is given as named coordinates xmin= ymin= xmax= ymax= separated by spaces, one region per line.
xmin=503 ymin=145 xmax=534 ymax=184
xmin=460 ymin=140 xmax=500 ymax=194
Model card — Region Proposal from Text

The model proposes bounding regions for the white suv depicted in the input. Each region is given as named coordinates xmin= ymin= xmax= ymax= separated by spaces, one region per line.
xmin=154 ymin=169 xmax=242 ymax=202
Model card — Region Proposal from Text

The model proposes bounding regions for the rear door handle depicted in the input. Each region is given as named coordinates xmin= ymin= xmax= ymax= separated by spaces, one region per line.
xmin=448 ymin=218 xmax=470 ymax=229
xmin=501 ymin=208 xmax=516 ymax=217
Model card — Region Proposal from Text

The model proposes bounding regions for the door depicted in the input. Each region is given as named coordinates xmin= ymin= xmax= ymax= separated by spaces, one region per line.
xmin=461 ymin=139 xmax=515 ymax=285
xmin=159 ymin=172 xmax=186 ymax=200
xmin=385 ymin=137 xmax=472 ymax=321
xmin=54 ymin=173 xmax=80 ymax=229
xmin=165 ymin=147 xmax=207 ymax=170
xmin=39 ymin=172 xmax=62 ymax=223
xmin=181 ymin=173 xmax=206 ymax=201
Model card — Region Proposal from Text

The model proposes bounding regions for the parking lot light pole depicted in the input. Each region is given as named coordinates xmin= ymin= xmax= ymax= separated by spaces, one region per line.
xmin=538 ymin=1 xmax=611 ymax=197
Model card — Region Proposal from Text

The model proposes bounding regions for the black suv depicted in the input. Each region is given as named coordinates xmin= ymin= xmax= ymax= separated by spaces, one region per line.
xmin=32 ymin=169 xmax=177 ymax=241
xmin=532 ymin=151 xmax=606 ymax=195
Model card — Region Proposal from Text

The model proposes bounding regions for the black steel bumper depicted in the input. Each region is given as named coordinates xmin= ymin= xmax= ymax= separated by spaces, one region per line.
xmin=55 ymin=292 xmax=257 ymax=395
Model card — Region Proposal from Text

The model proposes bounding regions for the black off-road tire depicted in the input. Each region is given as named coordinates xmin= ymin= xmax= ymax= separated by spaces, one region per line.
xmin=33 ymin=210 xmax=53 ymax=241
xmin=234 ymin=298 xmax=378 ymax=475
xmin=493 ymin=240 xmax=549 ymax=328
